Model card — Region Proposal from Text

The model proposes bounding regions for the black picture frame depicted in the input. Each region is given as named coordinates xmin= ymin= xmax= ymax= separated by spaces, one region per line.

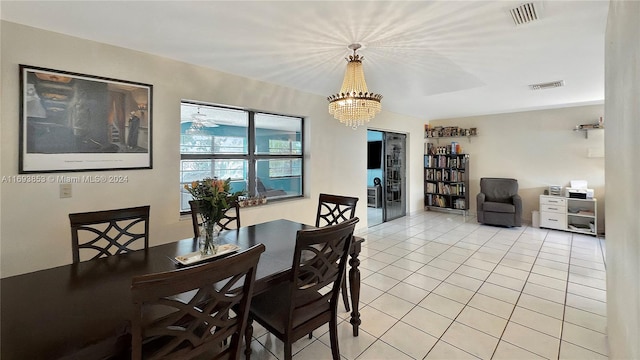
xmin=19 ymin=65 xmax=152 ymax=173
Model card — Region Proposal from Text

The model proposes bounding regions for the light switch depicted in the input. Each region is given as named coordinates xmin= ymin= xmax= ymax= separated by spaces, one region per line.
xmin=60 ymin=183 xmax=72 ymax=198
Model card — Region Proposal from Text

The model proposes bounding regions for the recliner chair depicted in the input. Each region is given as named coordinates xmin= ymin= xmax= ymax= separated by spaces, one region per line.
xmin=477 ymin=178 xmax=522 ymax=227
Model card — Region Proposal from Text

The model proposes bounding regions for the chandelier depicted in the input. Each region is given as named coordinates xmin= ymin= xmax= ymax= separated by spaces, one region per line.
xmin=186 ymin=107 xmax=216 ymax=135
xmin=328 ymin=44 xmax=382 ymax=129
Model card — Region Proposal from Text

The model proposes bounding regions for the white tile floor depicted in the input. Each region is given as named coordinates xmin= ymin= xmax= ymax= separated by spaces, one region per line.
xmin=245 ymin=211 xmax=608 ymax=359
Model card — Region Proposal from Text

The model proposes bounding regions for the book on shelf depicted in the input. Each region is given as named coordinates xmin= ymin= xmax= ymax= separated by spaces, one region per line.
xmin=451 ymin=171 xmax=460 ymax=182
xmin=449 ymin=183 xmax=465 ymax=196
xmin=427 ymin=194 xmax=448 ymax=207
xmin=425 ymin=169 xmax=435 ymax=181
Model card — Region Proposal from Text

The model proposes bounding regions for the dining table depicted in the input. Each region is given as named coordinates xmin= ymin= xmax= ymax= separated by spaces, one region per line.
xmin=0 ymin=219 xmax=364 ymax=360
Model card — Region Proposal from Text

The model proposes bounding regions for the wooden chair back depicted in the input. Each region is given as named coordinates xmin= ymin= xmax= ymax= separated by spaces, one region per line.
xmin=315 ymin=193 xmax=359 ymax=227
xmin=287 ymin=218 xmax=358 ymax=336
xmin=131 ymin=244 xmax=265 ymax=360
xmin=69 ymin=205 xmax=150 ymax=264
xmin=189 ymin=200 xmax=241 ymax=238
xmin=314 ymin=194 xmax=359 ymax=312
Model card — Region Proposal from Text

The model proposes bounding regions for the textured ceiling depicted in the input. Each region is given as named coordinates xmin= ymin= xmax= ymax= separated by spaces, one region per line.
xmin=1 ymin=1 xmax=609 ymax=120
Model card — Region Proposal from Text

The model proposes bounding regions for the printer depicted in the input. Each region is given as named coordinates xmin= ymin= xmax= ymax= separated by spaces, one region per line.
xmin=565 ymin=180 xmax=594 ymax=199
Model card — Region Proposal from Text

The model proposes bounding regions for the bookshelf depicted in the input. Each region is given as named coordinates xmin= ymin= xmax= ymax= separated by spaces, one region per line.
xmin=424 ymin=153 xmax=469 ymax=215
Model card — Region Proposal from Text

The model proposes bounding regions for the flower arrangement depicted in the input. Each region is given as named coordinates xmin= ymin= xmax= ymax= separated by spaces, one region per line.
xmin=184 ymin=177 xmax=245 ymax=254
xmin=183 ymin=177 xmax=244 ymax=223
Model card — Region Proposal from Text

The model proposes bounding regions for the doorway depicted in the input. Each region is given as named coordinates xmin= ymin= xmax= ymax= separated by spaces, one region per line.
xmin=367 ymin=130 xmax=407 ymax=227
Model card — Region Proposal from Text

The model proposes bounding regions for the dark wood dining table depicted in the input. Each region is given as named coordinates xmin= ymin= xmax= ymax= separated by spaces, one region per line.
xmin=0 ymin=219 xmax=363 ymax=360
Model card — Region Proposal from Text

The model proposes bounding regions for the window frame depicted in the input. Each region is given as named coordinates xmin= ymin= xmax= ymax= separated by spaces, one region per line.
xmin=180 ymin=101 xmax=304 ymax=212
xmin=267 ymin=139 xmax=302 ymax=178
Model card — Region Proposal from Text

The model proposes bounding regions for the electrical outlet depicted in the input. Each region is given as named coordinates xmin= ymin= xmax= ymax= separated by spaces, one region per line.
xmin=60 ymin=183 xmax=72 ymax=198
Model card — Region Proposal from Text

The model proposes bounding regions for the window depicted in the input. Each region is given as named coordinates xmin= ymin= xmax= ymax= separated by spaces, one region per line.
xmin=268 ymin=139 xmax=302 ymax=178
xmin=180 ymin=102 xmax=303 ymax=212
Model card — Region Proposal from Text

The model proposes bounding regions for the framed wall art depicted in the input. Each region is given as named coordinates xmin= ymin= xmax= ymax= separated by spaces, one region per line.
xmin=19 ymin=65 xmax=152 ymax=173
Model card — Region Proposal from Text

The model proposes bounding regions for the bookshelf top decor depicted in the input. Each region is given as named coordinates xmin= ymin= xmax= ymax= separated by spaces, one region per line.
xmin=425 ymin=125 xmax=477 ymax=139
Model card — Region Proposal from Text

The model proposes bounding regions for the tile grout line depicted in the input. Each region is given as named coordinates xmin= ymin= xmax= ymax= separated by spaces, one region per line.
xmin=420 ymin=226 xmax=499 ymax=359
xmin=559 ymin=234 xmax=609 ymax=358
xmin=379 ymin=221 xmax=488 ymax=359
xmin=419 ymin=226 xmax=537 ymax=359
xmin=487 ymin=227 xmax=565 ymax=360
xmin=556 ymin=233 xmax=576 ymax=360
xmin=357 ymin=219 xmax=607 ymax=360
xmin=352 ymin=218 xmax=459 ymax=360
xmin=361 ymin=219 xmax=494 ymax=360
xmin=366 ymin=226 xmax=602 ymax=359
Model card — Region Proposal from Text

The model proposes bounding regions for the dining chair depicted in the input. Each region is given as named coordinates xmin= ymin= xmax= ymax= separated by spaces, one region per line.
xmin=244 ymin=218 xmax=359 ymax=360
xmin=315 ymin=193 xmax=359 ymax=312
xmin=189 ymin=200 xmax=241 ymax=238
xmin=315 ymin=193 xmax=359 ymax=227
xmin=69 ymin=205 xmax=150 ymax=264
xmin=131 ymin=244 xmax=265 ymax=360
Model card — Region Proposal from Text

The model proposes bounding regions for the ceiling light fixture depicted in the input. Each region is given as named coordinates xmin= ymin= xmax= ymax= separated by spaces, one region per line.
xmin=529 ymin=80 xmax=565 ymax=90
xmin=509 ymin=2 xmax=540 ymax=26
xmin=186 ymin=107 xmax=215 ymax=134
xmin=328 ymin=44 xmax=382 ymax=129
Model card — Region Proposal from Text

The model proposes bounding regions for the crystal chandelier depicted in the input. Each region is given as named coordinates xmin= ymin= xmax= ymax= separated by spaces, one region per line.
xmin=186 ymin=107 xmax=210 ymax=135
xmin=328 ymin=44 xmax=382 ymax=129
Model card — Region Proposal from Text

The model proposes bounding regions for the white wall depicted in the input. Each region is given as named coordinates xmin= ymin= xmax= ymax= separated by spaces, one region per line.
xmin=0 ymin=21 xmax=425 ymax=277
xmin=429 ymin=105 xmax=605 ymax=231
xmin=604 ymin=1 xmax=639 ymax=358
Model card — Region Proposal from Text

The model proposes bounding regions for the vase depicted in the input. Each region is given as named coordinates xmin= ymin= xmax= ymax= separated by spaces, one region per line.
xmin=199 ymin=220 xmax=220 ymax=256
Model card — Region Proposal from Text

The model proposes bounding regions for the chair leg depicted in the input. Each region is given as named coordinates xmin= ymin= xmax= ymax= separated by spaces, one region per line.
xmin=244 ymin=316 xmax=253 ymax=360
xmin=341 ymin=272 xmax=350 ymax=312
xmin=308 ymin=331 xmax=313 ymax=339
xmin=284 ymin=341 xmax=293 ymax=360
xmin=329 ymin=316 xmax=340 ymax=360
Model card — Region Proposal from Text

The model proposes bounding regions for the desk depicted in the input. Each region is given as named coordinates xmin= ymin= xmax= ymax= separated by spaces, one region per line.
xmin=0 ymin=219 xmax=363 ymax=360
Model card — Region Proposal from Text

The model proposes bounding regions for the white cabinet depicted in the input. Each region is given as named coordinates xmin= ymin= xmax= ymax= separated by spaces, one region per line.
xmin=539 ymin=195 xmax=597 ymax=235
xmin=567 ymin=198 xmax=598 ymax=235
xmin=540 ymin=196 xmax=567 ymax=230
xmin=367 ymin=186 xmax=381 ymax=208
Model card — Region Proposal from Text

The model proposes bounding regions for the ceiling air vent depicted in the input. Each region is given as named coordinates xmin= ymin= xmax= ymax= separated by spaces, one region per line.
xmin=510 ymin=2 xmax=539 ymax=25
xmin=529 ymin=80 xmax=565 ymax=90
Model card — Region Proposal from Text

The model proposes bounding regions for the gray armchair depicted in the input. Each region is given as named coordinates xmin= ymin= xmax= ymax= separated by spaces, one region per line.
xmin=477 ymin=178 xmax=522 ymax=227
